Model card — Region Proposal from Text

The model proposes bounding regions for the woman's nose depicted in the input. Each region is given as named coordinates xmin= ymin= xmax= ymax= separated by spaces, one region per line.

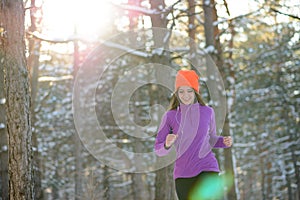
xmin=183 ymin=92 xmax=189 ymax=96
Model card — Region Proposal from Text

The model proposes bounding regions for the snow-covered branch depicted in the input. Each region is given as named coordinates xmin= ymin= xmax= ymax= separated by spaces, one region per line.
xmin=26 ymin=31 xmax=76 ymax=43
xmin=115 ymin=4 xmax=160 ymax=15
xmin=101 ymin=40 xmax=150 ymax=58
xmin=27 ymin=31 xmax=150 ymax=58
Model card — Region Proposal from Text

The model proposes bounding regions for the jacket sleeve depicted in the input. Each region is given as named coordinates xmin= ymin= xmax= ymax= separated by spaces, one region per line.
xmin=154 ymin=112 xmax=172 ymax=156
xmin=209 ymin=108 xmax=229 ymax=148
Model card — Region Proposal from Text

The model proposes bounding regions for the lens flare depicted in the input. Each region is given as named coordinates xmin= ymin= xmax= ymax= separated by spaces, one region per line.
xmin=189 ymin=173 xmax=234 ymax=200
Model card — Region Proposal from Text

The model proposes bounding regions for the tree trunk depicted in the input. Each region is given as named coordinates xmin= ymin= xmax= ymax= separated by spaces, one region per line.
xmin=74 ymin=132 xmax=83 ymax=200
xmin=0 ymin=50 xmax=8 ymax=200
xmin=131 ymin=88 xmax=150 ymax=200
xmin=188 ymin=0 xmax=196 ymax=54
xmin=291 ymin=148 xmax=300 ymax=200
xmin=103 ymin=165 xmax=110 ymax=199
xmin=150 ymin=0 xmax=167 ymax=45
xmin=128 ymin=0 xmax=141 ymax=30
xmin=73 ymin=32 xmax=83 ymax=200
xmin=149 ymin=1 xmax=176 ymax=199
xmin=152 ymin=56 xmax=176 ymax=200
xmin=27 ymin=0 xmax=43 ymax=198
xmin=188 ymin=0 xmax=202 ymax=70
xmin=154 ymin=165 xmax=176 ymax=200
xmin=152 ymin=53 xmax=176 ymax=200
xmin=0 ymin=0 xmax=33 ymax=199
xmin=202 ymin=0 xmax=237 ymax=199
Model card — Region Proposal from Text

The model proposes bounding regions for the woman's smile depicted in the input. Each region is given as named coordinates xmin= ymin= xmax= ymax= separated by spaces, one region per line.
xmin=178 ymin=86 xmax=195 ymax=105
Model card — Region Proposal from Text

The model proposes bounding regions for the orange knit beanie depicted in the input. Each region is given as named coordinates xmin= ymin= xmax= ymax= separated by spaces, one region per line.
xmin=175 ymin=69 xmax=199 ymax=92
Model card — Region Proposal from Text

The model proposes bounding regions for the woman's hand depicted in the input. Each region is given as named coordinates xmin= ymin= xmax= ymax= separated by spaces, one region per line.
xmin=223 ymin=136 xmax=232 ymax=147
xmin=165 ymin=134 xmax=178 ymax=148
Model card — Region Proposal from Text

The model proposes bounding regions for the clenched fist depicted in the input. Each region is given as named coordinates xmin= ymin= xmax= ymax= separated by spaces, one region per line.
xmin=223 ymin=136 xmax=233 ymax=147
xmin=165 ymin=134 xmax=178 ymax=149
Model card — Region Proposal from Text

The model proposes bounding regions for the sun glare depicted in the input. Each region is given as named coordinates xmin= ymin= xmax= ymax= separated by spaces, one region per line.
xmin=43 ymin=0 xmax=114 ymax=40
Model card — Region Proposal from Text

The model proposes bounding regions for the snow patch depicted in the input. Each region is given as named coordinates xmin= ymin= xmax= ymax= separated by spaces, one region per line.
xmin=1 ymin=145 xmax=7 ymax=151
xmin=204 ymin=45 xmax=215 ymax=53
xmin=204 ymin=0 xmax=211 ymax=6
xmin=0 ymin=123 xmax=5 ymax=129
xmin=152 ymin=48 xmax=164 ymax=56
xmin=0 ymin=98 xmax=5 ymax=104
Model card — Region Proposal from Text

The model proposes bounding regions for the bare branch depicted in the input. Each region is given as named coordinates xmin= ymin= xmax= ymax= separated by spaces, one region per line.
xmin=270 ymin=7 xmax=300 ymax=20
xmin=26 ymin=31 xmax=75 ymax=43
xmin=113 ymin=4 xmax=160 ymax=16
xmin=223 ymin=0 xmax=230 ymax=16
xmin=111 ymin=0 xmax=182 ymax=16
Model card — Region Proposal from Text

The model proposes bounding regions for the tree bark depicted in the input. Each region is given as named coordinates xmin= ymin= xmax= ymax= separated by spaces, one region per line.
xmin=150 ymin=0 xmax=167 ymax=46
xmin=188 ymin=0 xmax=196 ymax=53
xmin=221 ymin=15 xmax=238 ymax=200
xmin=152 ymin=54 xmax=176 ymax=200
xmin=27 ymin=0 xmax=43 ymax=198
xmin=0 ymin=47 xmax=8 ymax=200
xmin=0 ymin=0 xmax=33 ymax=199
xmin=202 ymin=0 xmax=237 ymax=199
xmin=131 ymin=87 xmax=150 ymax=200
xmin=148 ymin=1 xmax=176 ymax=199
xmin=154 ymin=165 xmax=176 ymax=200
xmin=103 ymin=165 xmax=110 ymax=199
xmin=128 ymin=0 xmax=141 ymax=30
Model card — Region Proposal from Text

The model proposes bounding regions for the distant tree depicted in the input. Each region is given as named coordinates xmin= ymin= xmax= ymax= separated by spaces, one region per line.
xmin=0 ymin=0 xmax=33 ymax=199
xmin=232 ymin=1 xmax=300 ymax=198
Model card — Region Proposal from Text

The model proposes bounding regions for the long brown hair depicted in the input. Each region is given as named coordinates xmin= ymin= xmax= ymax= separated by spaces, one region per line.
xmin=168 ymin=88 xmax=206 ymax=110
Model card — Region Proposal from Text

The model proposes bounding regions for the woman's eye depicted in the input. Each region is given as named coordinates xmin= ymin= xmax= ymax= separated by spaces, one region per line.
xmin=188 ymin=90 xmax=193 ymax=93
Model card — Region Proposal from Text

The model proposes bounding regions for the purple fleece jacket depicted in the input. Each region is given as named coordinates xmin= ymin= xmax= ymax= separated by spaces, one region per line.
xmin=154 ymin=103 xmax=228 ymax=179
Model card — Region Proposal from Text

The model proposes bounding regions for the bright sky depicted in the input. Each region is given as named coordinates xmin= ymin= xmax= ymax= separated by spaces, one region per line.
xmin=42 ymin=0 xmax=114 ymax=40
xmin=225 ymin=0 xmax=255 ymax=17
xmin=41 ymin=0 xmax=254 ymax=40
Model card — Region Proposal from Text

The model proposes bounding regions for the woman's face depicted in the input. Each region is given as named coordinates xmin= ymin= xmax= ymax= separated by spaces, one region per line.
xmin=177 ymin=86 xmax=195 ymax=105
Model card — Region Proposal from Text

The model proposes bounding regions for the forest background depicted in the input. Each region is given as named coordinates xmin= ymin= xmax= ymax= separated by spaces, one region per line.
xmin=0 ymin=0 xmax=299 ymax=199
